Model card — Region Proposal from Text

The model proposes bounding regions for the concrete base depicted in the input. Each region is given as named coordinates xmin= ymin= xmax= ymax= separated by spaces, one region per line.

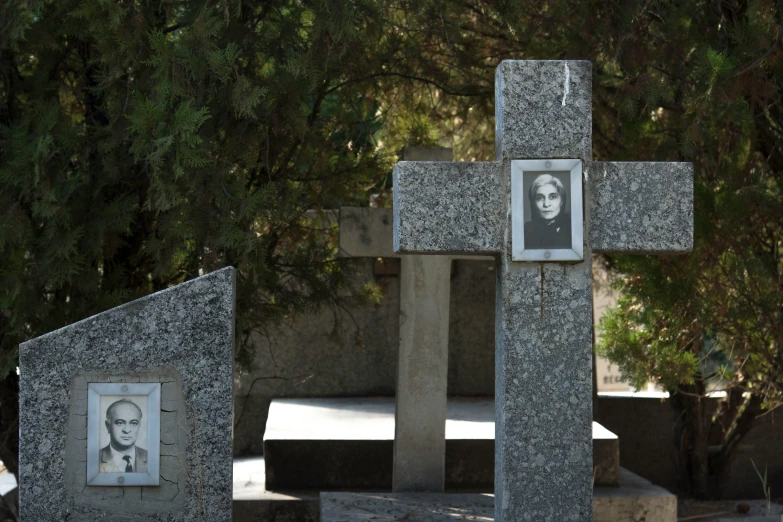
xmin=593 ymin=468 xmax=677 ymax=522
xmin=320 ymin=469 xmax=676 ymax=522
xmin=263 ymin=397 xmax=619 ymax=489
xmin=321 ymin=492 xmax=493 ymax=521
xmin=232 ymin=458 xmax=676 ymax=522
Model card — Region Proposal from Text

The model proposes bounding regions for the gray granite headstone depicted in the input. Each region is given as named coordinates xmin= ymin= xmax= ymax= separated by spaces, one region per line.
xmin=393 ymin=60 xmax=693 ymax=522
xmin=18 ymin=267 xmax=235 ymax=521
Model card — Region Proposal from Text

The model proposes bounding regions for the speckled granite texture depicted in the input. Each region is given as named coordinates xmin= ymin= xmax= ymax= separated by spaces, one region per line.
xmin=394 ymin=60 xmax=597 ymax=522
xmin=588 ymin=162 xmax=694 ymax=254
xmin=18 ymin=267 xmax=235 ymax=521
xmin=495 ymin=229 xmax=593 ymax=522
xmin=495 ymin=60 xmax=592 ymax=161
xmin=393 ymin=161 xmax=504 ymax=255
xmin=394 ymin=59 xmax=693 ymax=522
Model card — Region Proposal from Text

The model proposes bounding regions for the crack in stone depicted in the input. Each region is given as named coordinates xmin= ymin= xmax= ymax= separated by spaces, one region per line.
xmin=540 ymin=263 xmax=545 ymax=317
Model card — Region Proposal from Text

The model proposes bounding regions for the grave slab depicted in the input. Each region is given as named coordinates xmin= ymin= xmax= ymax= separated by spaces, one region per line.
xmin=18 ymin=267 xmax=235 ymax=521
xmin=319 ymin=469 xmax=675 ymax=522
xmin=593 ymin=468 xmax=677 ymax=522
xmin=262 ymin=397 xmax=618 ymax=490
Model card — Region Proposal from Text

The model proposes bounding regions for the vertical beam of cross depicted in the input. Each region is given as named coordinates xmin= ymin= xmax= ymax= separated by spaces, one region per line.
xmin=393 ymin=60 xmax=693 ymax=522
xmin=493 ymin=61 xmax=594 ymax=522
xmin=339 ymin=147 xmax=454 ymax=492
xmin=393 ymin=147 xmax=452 ymax=492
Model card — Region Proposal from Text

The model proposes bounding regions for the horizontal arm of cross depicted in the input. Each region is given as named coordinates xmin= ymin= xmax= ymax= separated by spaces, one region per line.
xmin=341 ymin=206 xmax=495 ymax=260
xmin=393 ymin=162 xmax=505 ymax=255
xmin=588 ymin=161 xmax=693 ymax=254
xmin=394 ymin=160 xmax=694 ymax=257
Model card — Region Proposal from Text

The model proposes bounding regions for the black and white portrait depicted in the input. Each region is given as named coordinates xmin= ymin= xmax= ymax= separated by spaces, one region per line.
xmin=511 ymin=159 xmax=584 ymax=262
xmin=87 ymin=382 xmax=160 ymax=486
xmin=99 ymin=396 xmax=148 ymax=473
xmin=523 ymin=172 xmax=572 ymax=250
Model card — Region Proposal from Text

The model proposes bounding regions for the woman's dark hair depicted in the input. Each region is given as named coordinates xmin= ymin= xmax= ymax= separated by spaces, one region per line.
xmin=527 ymin=174 xmax=567 ymax=221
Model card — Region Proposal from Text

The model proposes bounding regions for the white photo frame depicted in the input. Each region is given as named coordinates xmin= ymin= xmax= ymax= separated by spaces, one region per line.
xmin=511 ymin=159 xmax=584 ymax=262
xmin=86 ymin=383 xmax=161 ymax=486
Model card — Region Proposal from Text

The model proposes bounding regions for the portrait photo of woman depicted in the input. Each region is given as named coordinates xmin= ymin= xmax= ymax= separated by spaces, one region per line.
xmin=523 ymin=173 xmax=572 ymax=250
xmin=511 ymin=159 xmax=583 ymax=262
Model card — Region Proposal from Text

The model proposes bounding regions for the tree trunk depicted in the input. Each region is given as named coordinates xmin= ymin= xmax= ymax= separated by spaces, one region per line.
xmin=671 ymin=380 xmax=710 ymax=498
xmin=672 ymin=381 xmax=764 ymax=499
xmin=710 ymin=393 xmax=764 ymax=498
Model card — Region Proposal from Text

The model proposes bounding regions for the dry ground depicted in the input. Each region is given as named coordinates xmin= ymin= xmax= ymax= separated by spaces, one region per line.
xmin=678 ymin=498 xmax=783 ymax=521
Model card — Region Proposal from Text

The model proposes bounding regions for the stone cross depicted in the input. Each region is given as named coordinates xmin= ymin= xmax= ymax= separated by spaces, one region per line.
xmin=393 ymin=61 xmax=693 ymax=521
xmin=340 ymin=146 xmax=492 ymax=492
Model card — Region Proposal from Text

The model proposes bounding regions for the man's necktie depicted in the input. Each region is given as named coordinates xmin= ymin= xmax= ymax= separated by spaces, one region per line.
xmin=123 ymin=455 xmax=132 ymax=472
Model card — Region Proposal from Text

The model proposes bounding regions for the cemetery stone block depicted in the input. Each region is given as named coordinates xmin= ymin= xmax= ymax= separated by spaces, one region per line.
xmin=393 ymin=59 xmax=693 ymax=522
xmin=18 ymin=267 xmax=235 ymax=521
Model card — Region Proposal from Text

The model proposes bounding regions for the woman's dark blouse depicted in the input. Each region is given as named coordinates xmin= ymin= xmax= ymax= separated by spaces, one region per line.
xmin=524 ymin=214 xmax=572 ymax=250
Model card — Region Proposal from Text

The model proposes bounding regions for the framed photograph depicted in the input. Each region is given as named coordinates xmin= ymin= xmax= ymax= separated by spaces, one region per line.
xmin=511 ymin=159 xmax=584 ymax=262
xmin=86 ymin=383 xmax=161 ymax=486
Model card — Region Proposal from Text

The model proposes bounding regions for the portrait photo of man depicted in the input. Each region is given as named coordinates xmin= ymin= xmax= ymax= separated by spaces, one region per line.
xmin=523 ymin=172 xmax=572 ymax=250
xmin=99 ymin=398 xmax=148 ymax=473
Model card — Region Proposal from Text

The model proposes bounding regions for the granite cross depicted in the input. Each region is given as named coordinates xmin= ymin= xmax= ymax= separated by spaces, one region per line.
xmin=393 ymin=60 xmax=693 ymax=521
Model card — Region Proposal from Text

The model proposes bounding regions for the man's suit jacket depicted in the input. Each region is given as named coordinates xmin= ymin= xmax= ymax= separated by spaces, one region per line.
xmin=99 ymin=445 xmax=148 ymax=473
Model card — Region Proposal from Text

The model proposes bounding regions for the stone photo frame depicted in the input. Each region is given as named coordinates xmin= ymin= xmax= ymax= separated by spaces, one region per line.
xmin=511 ymin=159 xmax=584 ymax=261
xmin=87 ymin=383 xmax=161 ymax=486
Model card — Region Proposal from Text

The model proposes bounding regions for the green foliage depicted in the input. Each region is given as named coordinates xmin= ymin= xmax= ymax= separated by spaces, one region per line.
xmin=0 ymin=0 xmax=399 ymax=380
xmin=751 ymin=459 xmax=772 ymax=512
xmin=591 ymin=0 xmax=783 ymax=416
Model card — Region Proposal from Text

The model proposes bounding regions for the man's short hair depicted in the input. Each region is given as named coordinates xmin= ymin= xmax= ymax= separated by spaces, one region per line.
xmin=106 ymin=399 xmax=143 ymax=422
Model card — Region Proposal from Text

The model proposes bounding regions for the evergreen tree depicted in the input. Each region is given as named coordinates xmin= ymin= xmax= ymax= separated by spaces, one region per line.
xmin=0 ymin=0 xmax=393 ymax=476
xmin=591 ymin=1 xmax=783 ymax=498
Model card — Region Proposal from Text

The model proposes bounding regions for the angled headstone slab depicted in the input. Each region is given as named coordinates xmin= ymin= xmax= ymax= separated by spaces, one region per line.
xmin=393 ymin=60 xmax=693 ymax=522
xmin=19 ymin=267 xmax=235 ymax=521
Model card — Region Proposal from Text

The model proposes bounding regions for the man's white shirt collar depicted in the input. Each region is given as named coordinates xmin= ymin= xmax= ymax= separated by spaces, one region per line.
xmin=110 ymin=445 xmax=134 ymax=471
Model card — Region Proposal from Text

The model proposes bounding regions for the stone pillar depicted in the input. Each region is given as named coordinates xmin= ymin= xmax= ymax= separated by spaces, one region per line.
xmin=393 ymin=147 xmax=453 ymax=492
